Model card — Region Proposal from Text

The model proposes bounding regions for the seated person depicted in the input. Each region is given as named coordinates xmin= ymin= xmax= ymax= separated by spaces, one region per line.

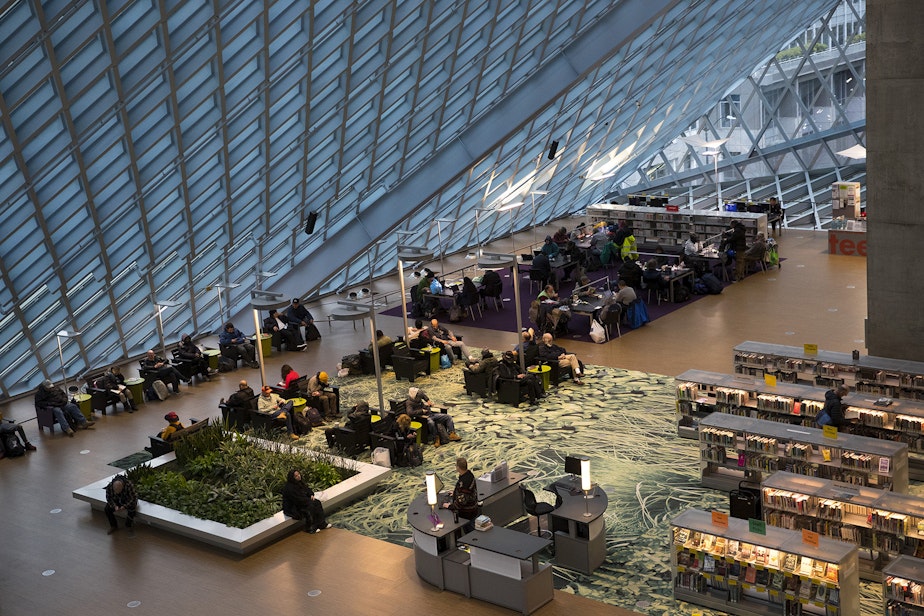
xmin=390 ymin=413 xmax=419 ymax=466
xmin=456 ymin=277 xmax=480 ymax=310
xmin=142 ymin=349 xmax=189 ymax=393
xmin=94 ymin=366 xmax=138 ymax=411
xmin=427 ymin=319 xmax=473 ymax=363
xmin=34 ymin=380 xmax=95 ymax=436
xmin=219 ymin=323 xmax=259 ymax=368
xmin=443 ymin=457 xmax=479 ymax=531
xmin=641 ymin=259 xmax=669 ymax=296
xmin=538 ymin=284 xmax=559 ymax=302
xmin=257 ymin=385 xmax=298 ymax=440
xmin=514 ymin=328 xmax=540 ymax=366
xmin=553 ymin=226 xmax=570 ymax=246
xmin=307 ymin=371 xmax=338 ymax=419
xmin=264 ymin=309 xmax=304 ymax=351
xmin=286 ymin=298 xmax=320 ymax=343
xmin=477 ymin=269 xmax=503 ymax=307
xmin=222 ymin=380 xmax=256 ymax=414
xmin=325 ymin=401 xmax=372 ymax=450
xmin=406 ymin=318 xmax=427 ymax=345
xmin=368 ymin=329 xmax=393 ymax=352
xmin=594 ymin=293 xmax=622 ymax=323
xmin=158 ymin=411 xmax=186 ymax=441
xmin=0 ymin=416 xmax=37 ymax=456
xmin=281 ymin=469 xmax=331 ymax=533
xmin=536 ymin=333 xmax=585 ymax=385
xmin=429 ymin=272 xmax=444 ymax=295
xmin=615 ymin=279 xmax=638 ymax=306
xmin=589 ymin=225 xmax=610 ymax=258
xmin=176 ymin=334 xmax=211 ymax=382
xmin=531 ymin=251 xmax=555 ymax=289
xmin=466 ymin=349 xmax=499 ymax=374
xmin=617 ymin=257 xmax=643 ymax=288
xmin=743 ymin=233 xmax=768 ymax=270
xmin=683 ymin=232 xmax=703 ymax=256
xmin=541 ymin=235 xmax=560 ymax=258
xmin=105 ymin=475 xmax=137 ymax=535
xmin=405 ymin=387 xmax=460 ymax=446
xmin=576 ymin=275 xmax=596 ymax=297
xmin=495 ymin=350 xmax=543 ymax=403
xmin=278 ymin=364 xmax=301 ymax=390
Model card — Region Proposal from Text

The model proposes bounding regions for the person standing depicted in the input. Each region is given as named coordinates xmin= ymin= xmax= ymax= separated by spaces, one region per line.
xmin=817 ymin=384 xmax=850 ymax=430
xmin=105 ymin=475 xmax=138 ymax=535
xmin=281 ymin=469 xmax=331 ymax=533
xmin=768 ymin=196 xmax=783 ymax=236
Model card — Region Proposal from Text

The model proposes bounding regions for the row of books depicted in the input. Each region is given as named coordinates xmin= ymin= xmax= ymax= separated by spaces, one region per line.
xmin=887 ymin=577 xmax=924 ymax=606
xmin=676 ymin=382 xmax=699 ymax=400
xmin=745 ymin=435 xmax=778 ymax=453
xmin=700 ymin=427 xmax=736 ymax=446
xmin=872 ymin=510 xmax=912 ymax=535
xmin=855 ymin=408 xmax=888 ymax=427
xmin=716 ymin=387 xmax=749 ymax=405
xmin=757 ymin=394 xmax=797 ymax=412
xmin=762 ymin=488 xmax=812 ymax=513
xmin=840 ymin=451 xmax=874 ymax=471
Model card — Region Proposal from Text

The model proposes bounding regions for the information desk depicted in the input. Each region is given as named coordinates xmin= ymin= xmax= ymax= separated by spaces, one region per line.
xmin=476 ymin=471 xmax=526 ymax=527
xmin=459 ymin=526 xmax=553 ymax=615
xmin=406 ymin=492 xmax=470 ymax=593
xmin=548 ymin=478 xmax=608 ymax=574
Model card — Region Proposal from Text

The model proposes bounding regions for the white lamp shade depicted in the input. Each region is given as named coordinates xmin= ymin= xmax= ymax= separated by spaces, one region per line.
xmin=580 ymin=458 xmax=591 ymax=492
xmin=425 ymin=471 xmax=438 ymax=506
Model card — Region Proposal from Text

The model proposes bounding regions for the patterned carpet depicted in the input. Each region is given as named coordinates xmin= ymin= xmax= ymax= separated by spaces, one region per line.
xmin=275 ymin=360 xmax=884 ymax=615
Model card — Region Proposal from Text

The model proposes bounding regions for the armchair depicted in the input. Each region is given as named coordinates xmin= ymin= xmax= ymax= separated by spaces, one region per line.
xmin=496 ymin=377 xmax=532 ymax=407
xmin=360 ymin=341 xmax=395 ymax=374
xmin=270 ymin=375 xmax=308 ymax=400
xmin=463 ymin=369 xmax=495 ymax=398
xmin=392 ymin=348 xmax=430 ymax=382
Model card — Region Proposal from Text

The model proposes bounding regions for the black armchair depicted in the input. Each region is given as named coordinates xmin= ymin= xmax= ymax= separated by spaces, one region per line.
xmin=305 ymin=386 xmax=341 ymax=417
xmin=360 ymin=341 xmax=396 ymax=374
xmin=270 ymin=375 xmax=308 ymax=400
xmin=325 ymin=414 xmax=373 ymax=456
xmin=463 ymin=369 xmax=495 ymax=398
xmin=219 ymin=395 xmax=256 ymax=430
xmin=84 ymin=373 xmax=124 ymax=415
xmin=496 ymin=377 xmax=531 ymax=407
xmin=392 ymin=348 xmax=430 ymax=382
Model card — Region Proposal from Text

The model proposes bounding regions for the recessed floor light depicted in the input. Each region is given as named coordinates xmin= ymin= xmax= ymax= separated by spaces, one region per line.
xmin=50 ymin=508 xmax=62 ymax=514
xmin=42 ymin=570 xmax=55 ymax=576
xmin=127 ymin=601 xmax=142 ymax=608
xmin=80 ymin=450 xmax=90 ymax=455
xmin=404 ymin=537 xmax=414 ymax=544
xmin=785 ymin=331 xmax=795 ymax=335
xmin=797 ymin=264 xmax=805 ymax=268
xmin=828 ymin=308 xmax=838 ymax=312
xmin=854 ymin=339 xmax=865 ymax=344
xmin=767 ymin=278 xmax=776 ymax=281
xmin=307 ymin=590 xmax=322 ymax=597
xmin=847 ymin=285 xmax=856 ymax=289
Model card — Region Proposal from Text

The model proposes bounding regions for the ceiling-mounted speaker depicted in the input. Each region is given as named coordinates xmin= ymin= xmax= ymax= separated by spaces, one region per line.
xmin=547 ymin=140 xmax=559 ymax=160
xmin=304 ymin=211 xmax=318 ymax=235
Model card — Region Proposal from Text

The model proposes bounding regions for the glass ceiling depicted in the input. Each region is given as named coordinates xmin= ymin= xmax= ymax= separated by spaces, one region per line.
xmin=0 ymin=0 xmax=842 ymax=398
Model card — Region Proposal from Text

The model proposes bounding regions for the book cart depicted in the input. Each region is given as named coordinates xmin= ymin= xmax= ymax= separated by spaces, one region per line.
xmin=698 ymin=413 xmax=908 ymax=493
xmin=883 ymin=555 xmax=924 ymax=615
xmin=733 ymin=342 xmax=924 ymax=402
xmin=762 ymin=471 xmax=924 ymax=581
xmin=678 ymin=369 xmax=924 ymax=480
xmin=671 ymin=508 xmax=859 ymax=616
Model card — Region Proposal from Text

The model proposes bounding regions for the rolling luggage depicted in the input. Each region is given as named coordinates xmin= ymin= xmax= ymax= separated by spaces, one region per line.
xmin=729 ymin=480 xmax=761 ymax=520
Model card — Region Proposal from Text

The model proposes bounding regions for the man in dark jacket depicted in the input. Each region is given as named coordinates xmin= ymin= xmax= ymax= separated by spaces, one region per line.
xmin=281 ymin=469 xmax=331 ymax=533
xmin=537 ymin=333 xmax=585 ymax=385
xmin=223 ymin=380 xmax=257 ymax=422
xmin=105 ymin=475 xmax=138 ymax=534
xmin=286 ymin=298 xmax=321 ymax=342
xmin=141 ymin=349 xmax=189 ymax=393
xmin=176 ymin=334 xmax=211 ymax=382
xmin=34 ymin=380 xmax=94 ymax=436
xmin=496 ymin=351 xmax=543 ymax=403
xmin=819 ymin=384 xmax=850 ymax=429
xmin=729 ymin=221 xmax=748 ymax=281
xmin=263 ymin=309 xmax=303 ymax=352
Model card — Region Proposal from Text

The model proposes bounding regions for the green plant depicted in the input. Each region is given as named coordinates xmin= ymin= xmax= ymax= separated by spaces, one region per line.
xmin=132 ymin=430 xmax=358 ymax=528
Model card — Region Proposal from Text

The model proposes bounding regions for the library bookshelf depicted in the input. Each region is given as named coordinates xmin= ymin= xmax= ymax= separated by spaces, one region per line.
xmin=671 ymin=508 xmax=858 ymax=616
xmin=699 ymin=413 xmax=908 ymax=493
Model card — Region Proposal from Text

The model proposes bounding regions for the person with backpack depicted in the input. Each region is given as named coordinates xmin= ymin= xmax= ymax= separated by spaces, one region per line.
xmin=307 ymin=371 xmax=338 ymax=419
xmin=281 ymin=469 xmax=332 ymax=534
xmin=158 ymin=412 xmax=186 ymax=441
xmin=816 ymin=384 xmax=851 ymax=430
xmin=0 ymin=416 xmax=37 ymax=459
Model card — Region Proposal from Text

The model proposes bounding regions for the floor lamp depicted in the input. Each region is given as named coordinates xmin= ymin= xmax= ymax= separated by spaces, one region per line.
xmin=251 ymin=291 xmax=288 ymax=388
xmin=154 ymin=300 xmax=181 ymax=358
xmin=497 ymin=202 xmax=523 ymax=256
xmin=214 ymin=282 xmax=240 ymax=325
xmin=332 ymin=300 xmax=385 ymax=413
xmin=55 ymin=330 xmax=82 ymax=393
xmin=434 ymin=219 xmax=455 ymax=276
xmin=529 ymin=191 xmax=548 ymax=246
xmin=473 ymin=207 xmax=495 ymax=258
xmin=478 ymin=252 xmax=525 ymax=373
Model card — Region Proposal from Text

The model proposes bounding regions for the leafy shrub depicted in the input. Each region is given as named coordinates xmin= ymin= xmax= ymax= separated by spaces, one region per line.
xmin=127 ymin=428 xmax=357 ymax=528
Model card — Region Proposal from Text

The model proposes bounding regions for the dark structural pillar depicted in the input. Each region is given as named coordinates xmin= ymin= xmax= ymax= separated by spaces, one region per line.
xmin=866 ymin=0 xmax=924 ymax=360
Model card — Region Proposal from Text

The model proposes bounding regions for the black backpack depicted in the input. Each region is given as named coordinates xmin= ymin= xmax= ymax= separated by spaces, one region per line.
xmin=702 ymin=273 xmax=723 ymax=294
xmin=2 ymin=432 xmax=25 ymax=457
xmin=305 ymin=406 xmax=324 ymax=427
xmin=406 ymin=443 xmax=423 ymax=467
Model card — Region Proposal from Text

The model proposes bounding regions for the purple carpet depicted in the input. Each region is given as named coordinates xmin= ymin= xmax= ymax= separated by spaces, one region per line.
xmin=379 ymin=268 xmax=715 ymax=343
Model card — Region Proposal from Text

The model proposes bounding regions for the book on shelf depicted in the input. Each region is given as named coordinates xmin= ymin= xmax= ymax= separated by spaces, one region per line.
xmin=799 ymin=557 xmax=814 ymax=577
xmin=755 ymin=546 xmax=768 ymax=564
xmin=811 ymin=559 xmax=827 ymax=578
xmin=703 ymin=554 xmax=715 ymax=573
xmin=782 ymin=552 xmax=798 ymax=572
xmin=798 ymin=580 xmax=813 ymax=599
xmin=824 ymin=564 xmax=839 ymax=583
xmin=827 ymin=587 xmax=839 ymax=606
xmin=727 ymin=539 xmax=739 ymax=557
xmin=701 ymin=534 xmax=716 ymax=551
xmin=814 ymin=582 xmax=827 ymax=602
xmin=675 ymin=528 xmax=690 ymax=545
xmin=769 ymin=570 xmax=784 ymax=590
xmin=714 ymin=536 xmax=727 ymax=556
xmin=677 ymin=551 xmax=691 ymax=567
xmin=755 ymin=568 xmax=770 ymax=587
xmin=744 ymin=565 xmax=757 ymax=584
xmin=739 ymin=542 xmax=753 ymax=560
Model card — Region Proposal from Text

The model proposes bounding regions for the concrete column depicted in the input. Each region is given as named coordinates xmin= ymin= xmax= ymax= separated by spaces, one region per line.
xmin=866 ymin=0 xmax=924 ymax=360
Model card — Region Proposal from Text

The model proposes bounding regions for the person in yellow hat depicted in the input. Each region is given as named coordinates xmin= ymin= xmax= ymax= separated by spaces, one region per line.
xmin=307 ymin=371 xmax=337 ymax=419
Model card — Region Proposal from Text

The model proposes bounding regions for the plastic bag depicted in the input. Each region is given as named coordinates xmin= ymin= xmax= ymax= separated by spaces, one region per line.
xmin=589 ymin=319 xmax=606 ymax=343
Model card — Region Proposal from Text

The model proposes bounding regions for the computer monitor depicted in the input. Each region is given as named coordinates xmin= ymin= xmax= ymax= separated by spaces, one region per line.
xmin=564 ymin=455 xmax=582 ymax=476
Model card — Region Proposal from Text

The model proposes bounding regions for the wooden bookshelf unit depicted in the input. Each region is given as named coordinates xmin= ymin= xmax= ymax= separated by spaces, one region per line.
xmin=698 ymin=413 xmax=908 ymax=493
xmin=671 ymin=508 xmax=859 ymax=616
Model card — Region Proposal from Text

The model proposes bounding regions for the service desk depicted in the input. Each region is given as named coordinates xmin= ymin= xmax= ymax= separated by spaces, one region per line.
xmin=459 ymin=526 xmax=553 ymax=615
xmin=476 ymin=471 xmax=526 ymax=527
xmin=407 ymin=492 xmax=470 ymax=593
xmin=548 ymin=478 xmax=608 ymax=574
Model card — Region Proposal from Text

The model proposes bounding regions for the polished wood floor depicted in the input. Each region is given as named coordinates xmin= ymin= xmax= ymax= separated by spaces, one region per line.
xmin=0 ymin=224 xmax=867 ymax=616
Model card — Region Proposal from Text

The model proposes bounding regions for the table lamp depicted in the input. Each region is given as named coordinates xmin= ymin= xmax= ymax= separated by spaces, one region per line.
xmin=581 ymin=457 xmax=592 ymax=517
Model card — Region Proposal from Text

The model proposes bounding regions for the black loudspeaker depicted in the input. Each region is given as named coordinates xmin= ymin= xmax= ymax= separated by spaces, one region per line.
xmin=547 ymin=140 xmax=559 ymax=160
xmin=304 ymin=211 xmax=318 ymax=235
